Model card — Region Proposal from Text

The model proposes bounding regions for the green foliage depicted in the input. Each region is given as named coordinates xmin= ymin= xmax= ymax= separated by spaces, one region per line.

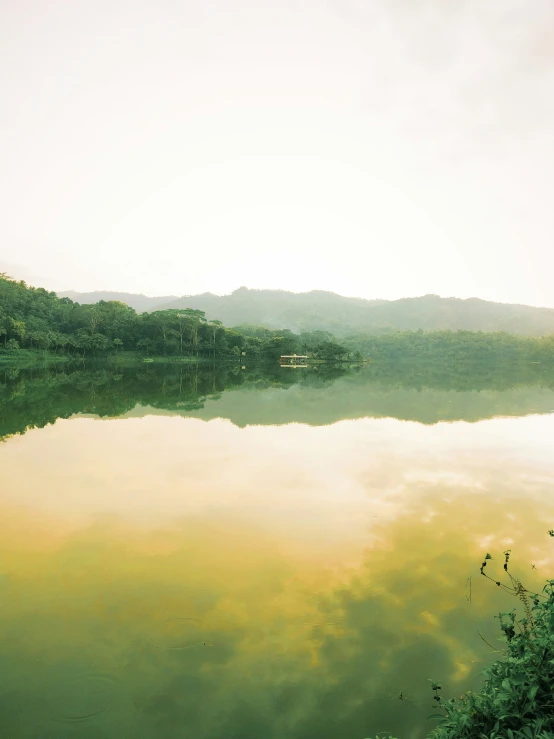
xmin=0 ymin=275 xmax=359 ymax=362
xmin=342 ymin=330 xmax=554 ymax=367
xmin=5 ymin=275 xmax=554 ymax=368
xmin=428 ymin=537 xmax=554 ymax=738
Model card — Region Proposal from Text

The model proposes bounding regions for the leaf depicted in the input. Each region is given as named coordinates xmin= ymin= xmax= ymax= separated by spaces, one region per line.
xmin=427 ymin=713 xmax=446 ymax=720
xmin=510 ymin=672 xmax=528 ymax=685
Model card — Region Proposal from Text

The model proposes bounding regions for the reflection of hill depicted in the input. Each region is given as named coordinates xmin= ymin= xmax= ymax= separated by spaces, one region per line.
xmin=1 ymin=361 xmax=554 ymax=439
xmin=136 ymin=383 xmax=554 ymax=427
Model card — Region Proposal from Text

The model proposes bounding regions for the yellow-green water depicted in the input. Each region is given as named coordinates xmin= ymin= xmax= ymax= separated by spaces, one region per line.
xmin=1 ymin=365 xmax=554 ymax=738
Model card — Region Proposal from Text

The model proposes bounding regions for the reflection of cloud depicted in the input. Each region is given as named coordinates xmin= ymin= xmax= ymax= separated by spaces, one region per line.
xmin=296 ymin=491 xmax=554 ymax=736
xmin=1 ymin=413 xmax=554 ymax=736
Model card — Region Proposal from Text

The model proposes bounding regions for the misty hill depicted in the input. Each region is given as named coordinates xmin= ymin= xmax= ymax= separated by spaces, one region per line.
xmin=58 ymin=290 xmax=178 ymax=313
xmin=58 ymin=287 xmax=554 ymax=337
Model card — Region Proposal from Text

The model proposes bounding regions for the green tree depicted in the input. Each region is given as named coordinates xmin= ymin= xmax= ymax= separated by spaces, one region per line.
xmin=315 ymin=340 xmax=348 ymax=360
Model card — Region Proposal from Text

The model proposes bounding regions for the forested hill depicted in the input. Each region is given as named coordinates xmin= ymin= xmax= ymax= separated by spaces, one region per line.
xmin=4 ymin=274 xmax=554 ymax=365
xmin=58 ymin=287 xmax=554 ymax=337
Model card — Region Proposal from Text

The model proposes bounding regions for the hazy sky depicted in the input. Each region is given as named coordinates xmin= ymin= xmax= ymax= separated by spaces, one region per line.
xmin=1 ymin=1 xmax=553 ymax=305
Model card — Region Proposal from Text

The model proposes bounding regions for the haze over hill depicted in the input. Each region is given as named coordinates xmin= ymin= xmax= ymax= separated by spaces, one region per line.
xmin=4 ymin=2 xmax=554 ymax=312
xmin=59 ymin=290 xmax=179 ymax=314
xmin=58 ymin=287 xmax=554 ymax=337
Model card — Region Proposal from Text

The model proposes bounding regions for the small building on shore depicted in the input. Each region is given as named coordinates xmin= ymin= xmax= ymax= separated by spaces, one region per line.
xmin=280 ymin=354 xmax=308 ymax=367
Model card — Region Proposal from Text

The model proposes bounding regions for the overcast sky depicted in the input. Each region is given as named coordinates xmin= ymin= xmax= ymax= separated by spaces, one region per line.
xmin=1 ymin=1 xmax=553 ymax=305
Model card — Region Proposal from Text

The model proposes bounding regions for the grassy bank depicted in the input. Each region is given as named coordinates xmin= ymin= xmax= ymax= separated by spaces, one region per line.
xmin=107 ymin=352 xmax=368 ymax=367
xmin=0 ymin=349 xmax=239 ymax=367
xmin=0 ymin=349 xmax=367 ymax=368
xmin=0 ymin=349 xmax=70 ymax=366
xmin=107 ymin=351 xmax=217 ymax=366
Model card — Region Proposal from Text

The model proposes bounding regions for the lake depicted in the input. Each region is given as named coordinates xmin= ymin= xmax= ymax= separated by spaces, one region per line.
xmin=1 ymin=362 xmax=554 ymax=738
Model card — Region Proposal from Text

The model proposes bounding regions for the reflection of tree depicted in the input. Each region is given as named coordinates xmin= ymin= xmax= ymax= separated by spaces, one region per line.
xmin=2 ymin=360 xmax=554 ymax=441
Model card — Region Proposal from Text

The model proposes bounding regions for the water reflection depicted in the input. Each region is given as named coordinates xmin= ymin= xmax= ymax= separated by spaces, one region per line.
xmin=1 ymin=364 xmax=554 ymax=737
xmin=1 ymin=359 xmax=554 ymax=441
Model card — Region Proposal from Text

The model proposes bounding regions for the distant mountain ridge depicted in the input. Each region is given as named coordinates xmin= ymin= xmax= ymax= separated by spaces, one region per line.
xmin=57 ymin=287 xmax=554 ymax=337
xmin=58 ymin=290 xmax=179 ymax=313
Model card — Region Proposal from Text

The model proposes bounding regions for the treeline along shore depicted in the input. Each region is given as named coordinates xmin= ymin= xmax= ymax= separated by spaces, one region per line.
xmin=2 ymin=273 xmax=554 ymax=365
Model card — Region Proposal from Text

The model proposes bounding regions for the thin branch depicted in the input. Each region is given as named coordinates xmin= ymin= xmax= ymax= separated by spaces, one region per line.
xmin=477 ymin=631 xmax=502 ymax=653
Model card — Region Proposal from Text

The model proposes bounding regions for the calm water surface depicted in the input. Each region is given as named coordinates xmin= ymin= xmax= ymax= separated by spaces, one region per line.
xmin=1 ymin=364 xmax=554 ymax=738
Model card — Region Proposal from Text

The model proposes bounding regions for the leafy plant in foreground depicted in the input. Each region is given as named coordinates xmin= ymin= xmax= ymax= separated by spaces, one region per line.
xmin=428 ymin=534 xmax=554 ymax=738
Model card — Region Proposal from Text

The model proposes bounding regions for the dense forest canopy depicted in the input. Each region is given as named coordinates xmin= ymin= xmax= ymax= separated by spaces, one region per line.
xmin=341 ymin=329 xmax=554 ymax=364
xmin=0 ymin=274 xmax=348 ymax=360
xmin=2 ymin=274 xmax=554 ymax=362
xmin=59 ymin=286 xmax=554 ymax=337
